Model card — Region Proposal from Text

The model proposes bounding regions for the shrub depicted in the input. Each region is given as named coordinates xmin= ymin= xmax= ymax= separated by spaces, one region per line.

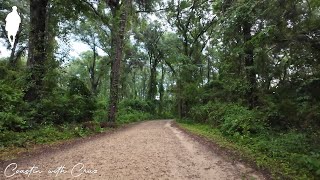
xmin=190 ymin=104 xmax=211 ymax=123
xmin=34 ymin=90 xmax=70 ymax=124
xmin=0 ymin=81 xmax=26 ymax=131
xmin=0 ymin=112 xmax=26 ymax=131
xmin=117 ymin=109 xmax=152 ymax=124
xmin=190 ymin=101 xmax=226 ymax=124
xmin=220 ymin=104 xmax=265 ymax=136
xmin=119 ymin=99 xmax=154 ymax=113
xmin=207 ymin=102 xmax=229 ymax=126
xmin=67 ymin=94 xmax=96 ymax=122
xmin=82 ymin=121 xmax=100 ymax=131
xmin=190 ymin=101 xmax=266 ymax=136
xmin=300 ymin=153 xmax=320 ymax=177
xmin=30 ymin=84 xmax=96 ymax=125
xmin=0 ymin=124 xmax=95 ymax=148
xmin=93 ymin=99 xmax=108 ymax=122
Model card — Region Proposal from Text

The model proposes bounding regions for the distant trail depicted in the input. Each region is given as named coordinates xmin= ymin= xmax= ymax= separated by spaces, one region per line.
xmin=0 ymin=120 xmax=265 ymax=180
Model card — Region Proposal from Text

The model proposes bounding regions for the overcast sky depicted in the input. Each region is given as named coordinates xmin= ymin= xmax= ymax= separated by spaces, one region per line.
xmin=0 ymin=39 xmax=94 ymax=58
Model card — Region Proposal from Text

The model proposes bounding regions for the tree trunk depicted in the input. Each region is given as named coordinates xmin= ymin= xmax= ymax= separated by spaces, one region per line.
xmin=133 ymin=71 xmax=137 ymax=99
xmin=90 ymin=39 xmax=98 ymax=95
xmin=142 ymin=68 xmax=147 ymax=99
xmin=107 ymin=2 xmax=128 ymax=124
xmin=148 ymin=58 xmax=158 ymax=102
xmin=207 ymin=57 xmax=210 ymax=83
xmin=9 ymin=29 xmax=22 ymax=67
xmin=159 ymin=63 xmax=165 ymax=114
xmin=24 ymin=0 xmax=48 ymax=102
xmin=243 ymin=21 xmax=257 ymax=109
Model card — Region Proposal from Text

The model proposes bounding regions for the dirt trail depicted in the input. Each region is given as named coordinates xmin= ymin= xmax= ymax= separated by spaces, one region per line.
xmin=0 ymin=120 xmax=265 ymax=180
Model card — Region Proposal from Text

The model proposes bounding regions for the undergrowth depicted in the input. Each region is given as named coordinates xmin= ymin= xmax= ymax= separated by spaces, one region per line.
xmin=177 ymin=121 xmax=319 ymax=180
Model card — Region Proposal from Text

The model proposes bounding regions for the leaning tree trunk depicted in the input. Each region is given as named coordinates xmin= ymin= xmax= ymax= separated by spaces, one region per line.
xmin=9 ymin=29 xmax=22 ymax=67
xmin=107 ymin=1 xmax=128 ymax=124
xmin=24 ymin=0 xmax=48 ymax=102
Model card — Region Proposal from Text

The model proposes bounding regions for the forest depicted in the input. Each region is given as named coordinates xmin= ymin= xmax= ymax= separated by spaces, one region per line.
xmin=0 ymin=0 xmax=320 ymax=179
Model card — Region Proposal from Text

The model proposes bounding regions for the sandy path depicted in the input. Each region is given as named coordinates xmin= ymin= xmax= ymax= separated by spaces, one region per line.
xmin=1 ymin=120 xmax=265 ymax=180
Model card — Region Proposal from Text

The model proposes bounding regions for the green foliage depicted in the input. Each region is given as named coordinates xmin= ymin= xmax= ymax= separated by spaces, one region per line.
xmin=117 ymin=99 xmax=154 ymax=124
xmin=178 ymin=121 xmax=320 ymax=179
xmin=32 ymin=90 xmax=70 ymax=124
xmin=300 ymin=153 xmax=320 ymax=176
xmin=73 ymin=126 xmax=91 ymax=138
xmin=190 ymin=102 xmax=266 ymax=136
xmin=254 ymin=132 xmax=310 ymax=155
xmin=1 ymin=1 xmax=320 ymax=179
xmin=220 ymin=104 xmax=264 ymax=136
xmin=0 ymin=112 xmax=25 ymax=132
xmin=119 ymin=99 xmax=154 ymax=113
xmin=0 ymin=61 xmax=27 ymax=131
xmin=67 ymin=94 xmax=96 ymax=122
xmin=93 ymin=99 xmax=108 ymax=122
xmin=117 ymin=110 xmax=152 ymax=124
xmin=68 ymin=77 xmax=91 ymax=97
xmin=190 ymin=102 xmax=213 ymax=123
xmin=1 ymin=124 xmax=77 ymax=148
xmin=25 ymin=77 xmax=96 ymax=125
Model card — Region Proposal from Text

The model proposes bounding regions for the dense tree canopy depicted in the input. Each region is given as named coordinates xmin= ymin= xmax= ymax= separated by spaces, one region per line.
xmin=0 ymin=0 xmax=320 ymax=178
